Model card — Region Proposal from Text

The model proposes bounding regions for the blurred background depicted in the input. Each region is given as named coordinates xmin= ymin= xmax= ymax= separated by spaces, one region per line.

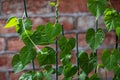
xmin=0 ymin=0 xmax=120 ymax=80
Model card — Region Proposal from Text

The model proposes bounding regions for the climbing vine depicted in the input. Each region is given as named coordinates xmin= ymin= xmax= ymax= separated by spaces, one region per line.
xmin=3 ymin=0 xmax=120 ymax=80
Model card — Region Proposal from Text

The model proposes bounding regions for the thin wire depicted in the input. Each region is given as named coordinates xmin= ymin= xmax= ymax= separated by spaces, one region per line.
xmin=115 ymin=35 xmax=118 ymax=49
xmin=62 ymin=25 xmax=64 ymax=36
xmin=76 ymin=32 xmax=79 ymax=80
xmin=55 ymin=38 xmax=58 ymax=80
xmin=23 ymin=0 xmax=28 ymax=17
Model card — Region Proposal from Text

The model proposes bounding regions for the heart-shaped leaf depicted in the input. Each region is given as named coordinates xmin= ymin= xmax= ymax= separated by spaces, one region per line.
xmin=86 ymin=28 xmax=105 ymax=52
xmin=60 ymin=52 xmax=72 ymax=65
xmin=101 ymin=49 xmax=120 ymax=70
xmin=16 ymin=18 xmax=32 ymax=37
xmin=113 ymin=66 xmax=120 ymax=80
xmin=87 ymin=0 xmax=107 ymax=19
xmin=22 ymin=30 xmax=34 ymax=48
xmin=64 ymin=65 xmax=77 ymax=78
xmin=12 ymin=54 xmax=25 ymax=73
xmin=19 ymin=71 xmax=36 ymax=80
xmin=79 ymin=71 xmax=89 ymax=80
xmin=31 ymin=23 xmax=62 ymax=45
xmin=20 ymin=46 xmax=37 ymax=66
xmin=89 ymin=74 xmax=101 ymax=80
xmin=4 ymin=16 xmax=18 ymax=28
xmin=58 ymin=36 xmax=75 ymax=53
xmin=36 ymin=71 xmax=44 ymax=80
xmin=78 ymin=52 xmax=96 ymax=74
xmin=104 ymin=8 xmax=120 ymax=31
xmin=37 ymin=47 xmax=56 ymax=66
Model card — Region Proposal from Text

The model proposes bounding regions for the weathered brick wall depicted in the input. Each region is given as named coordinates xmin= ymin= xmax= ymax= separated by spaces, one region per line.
xmin=0 ymin=0 xmax=119 ymax=80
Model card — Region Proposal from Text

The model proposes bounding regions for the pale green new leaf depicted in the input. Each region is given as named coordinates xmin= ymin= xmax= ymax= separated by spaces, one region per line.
xmin=4 ymin=16 xmax=18 ymax=28
xmin=49 ymin=2 xmax=56 ymax=7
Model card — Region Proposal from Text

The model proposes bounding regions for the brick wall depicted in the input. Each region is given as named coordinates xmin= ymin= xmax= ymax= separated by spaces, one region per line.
xmin=0 ymin=0 xmax=119 ymax=80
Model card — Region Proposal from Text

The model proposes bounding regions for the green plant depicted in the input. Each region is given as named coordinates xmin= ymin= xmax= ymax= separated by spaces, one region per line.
xmin=4 ymin=0 xmax=120 ymax=80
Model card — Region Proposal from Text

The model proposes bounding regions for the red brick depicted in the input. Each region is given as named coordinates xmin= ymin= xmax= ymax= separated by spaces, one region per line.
xmin=110 ymin=0 xmax=120 ymax=12
xmin=59 ymin=0 xmax=88 ymax=13
xmin=2 ymin=0 xmax=51 ymax=15
xmin=102 ymin=32 xmax=116 ymax=46
xmin=31 ymin=17 xmax=74 ymax=31
xmin=65 ymin=33 xmax=87 ymax=47
xmin=9 ymin=72 xmax=23 ymax=80
xmin=7 ymin=37 xmax=24 ymax=51
xmin=0 ymin=38 xmax=5 ymax=51
xmin=59 ymin=17 xmax=74 ymax=31
xmin=78 ymin=33 xmax=87 ymax=47
xmin=0 ymin=54 xmax=13 ymax=68
xmin=0 ymin=72 xmax=6 ymax=80
xmin=30 ymin=17 xmax=55 ymax=31
xmin=77 ymin=16 xmax=95 ymax=31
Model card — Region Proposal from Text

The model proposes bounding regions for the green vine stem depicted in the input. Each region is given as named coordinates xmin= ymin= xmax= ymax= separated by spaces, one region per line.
xmin=55 ymin=0 xmax=59 ymax=24
xmin=94 ymin=18 xmax=98 ymax=74
xmin=23 ymin=0 xmax=41 ymax=72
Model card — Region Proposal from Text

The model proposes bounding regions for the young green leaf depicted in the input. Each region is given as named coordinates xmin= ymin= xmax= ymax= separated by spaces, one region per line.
xmin=60 ymin=52 xmax=72 ymax=65
xmin=62 ymin=77 xmax=72 ymax=80
xmin=16 ymin=18 xmax=32 ymax=37
xmin=58 ymin=66 xmax=64 ymax=75
xmin=87 ymin=0 xmax=107 ymax=19
xmin=89 ymin=74 xmax=101 ymax=80
xmin=37 ymin=47 xmax=56 ymax=66
xmin=58 ymin=36 xmax=75 ymax=53
xmin=16 ymin=18 xmax=23 ymax=36
xmin=43 ymin=71 xmax=52 ymax=80
xmin=36 ymin=71 xmax=44 ymax=80
xmin=49 ymin=1 xmax=56 ymax=7
xmin=113 ymin=66 xmax=120 ymax=80
xmin=116 ymin=27 xmax=120 ymax=38
xmin=79 ymin=71 xmax=89 ymax=80
xmin=64 ymin=65 xmax=77 ymax=78
xmin=12 ymin=54 xmax=25 ymax=73
xmin=104 ymin=8 xmax=120 ymax=31
xmin=4 ymin=16 xmax=18 ymax=28
xmin=78 ymin=52 xmax=95 ymax=74
xmin=31 ymin=23 xmax=62 ymax=45
xmin=22 ymin=30 xmax=34 ymax=48
xmin=19 ymin=46 xmax=37 ymax=66
xmin=101 ymin=49 xmax=120 ymax=70
xmin=24 ymin=18 xmax=32 ymax=30
xmin=19 ymin=71 xmax=36 ymax=80
xmin=86 ymin=28 xmax=105 ymax=52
